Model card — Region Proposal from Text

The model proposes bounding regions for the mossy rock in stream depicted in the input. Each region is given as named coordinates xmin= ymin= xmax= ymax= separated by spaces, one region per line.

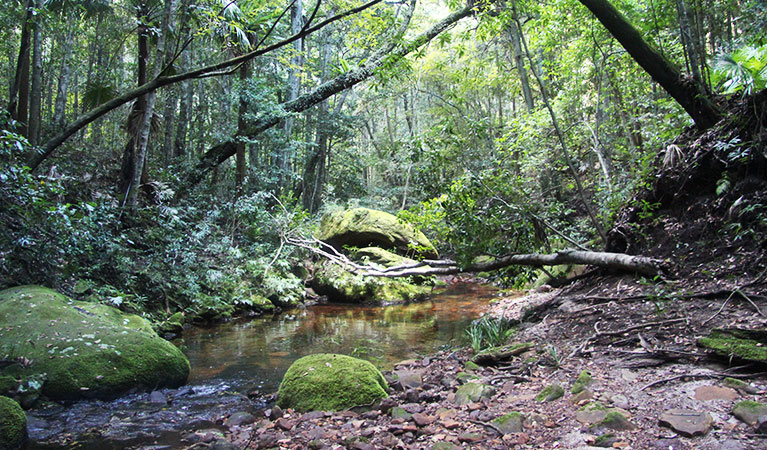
xmin=0 ymin=395 xmax=27 ymax=450
xmin=697 ymin=328 xmax=767 ymax=363
xmin=0 ymin=286 xmax=190 ymax=402
xmin=311 ymin=262 xmax=430 ymax=305
xmin=277 ymin=353 xmax=388 ymax=412
xmin=318 ymin=208 xmax=438 ymax=259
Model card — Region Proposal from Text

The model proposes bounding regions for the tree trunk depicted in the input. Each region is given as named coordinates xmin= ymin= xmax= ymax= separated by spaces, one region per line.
xmin=174 ymin=34 xmax=192 ymax=159
xmin=279 ymin=0 xmax=304 ymax=191
xmin=28 ymin=16 xmax=43 ymax=146
xmin=53 ymin=28 xmax=75 ymax=130
xmin=235 ymin=59 xmax=251 ymax=196
xmin=577 ymin=0 xmax=719 ymax=129
xmin=180 ymin=1 xmax=468 ymax=194
xmin=10 ymin=0 xmax=34 ymax=136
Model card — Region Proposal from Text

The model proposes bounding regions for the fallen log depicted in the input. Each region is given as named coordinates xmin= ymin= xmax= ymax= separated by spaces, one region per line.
xmin=286 ymin=236 xmax=667 ymax=278
xmin=363 ymin=249 xmax=666 ymax=278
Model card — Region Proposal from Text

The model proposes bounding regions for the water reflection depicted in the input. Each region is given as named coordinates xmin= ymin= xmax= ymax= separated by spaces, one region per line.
xmin=183 ymin=282 xmax=498 ymax=392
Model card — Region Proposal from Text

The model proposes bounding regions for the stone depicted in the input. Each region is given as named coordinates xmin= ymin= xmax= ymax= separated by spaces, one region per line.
xmin=492 ymin=412 xmax=524 ymax=433
xmin=393 ymin=369 xmax=423 ymax=390
xmin=318 ymin=208 xmax=438 ymax=258
xmin=597 ymin=411 xmax=636 ymax=431
xmin=432 ymin=443 xmax=462 ymax=450
xmin=453 ymin=382 xmax=495 ymax=405
xmin=311 ymin=262 xmax=431 ymax=305
xmin=658 ymin=409 xmax=713 ymax=437
xmin=149 ymin=390 xmax=167 ymax=404
xmin=458 ymin=433 xmax=483 ymax=443
xmin=390 ymin=407 xmax=412 ymax=420
xmin=0 ymin=396 xmax=27 ymax=450
xmin=571 ymin=370 xmax=593 ymax=394
xmin=694 ymin=385 xmax=738 ymax=401
xmin=536 ymin=384 xmax=565 ymax=402
xmin=571 ymin=389 xmax=594 ymax=405
xmin=723 ymin=377 xmax=758 ymax=395
xmin=733 ymin=401 xmax=767 ymax=426
xmin=227 ymin=412 xmax=256 ymax=427
xmin=698 ymin=328 xmax=767 ymax=363
xmin=0 ymin=286 xmax=190 ymax=401
xmin=412 ymin=413 xmax=434 ymax=427
xmin=276 ymin=354 xmax=388 ymax=412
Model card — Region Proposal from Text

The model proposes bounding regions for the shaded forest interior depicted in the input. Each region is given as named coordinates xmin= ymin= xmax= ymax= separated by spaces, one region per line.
xmin=1 ymin=0 xmax=766 ymax=320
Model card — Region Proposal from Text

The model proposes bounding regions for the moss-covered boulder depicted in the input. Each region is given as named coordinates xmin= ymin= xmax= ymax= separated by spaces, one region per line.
xmin=0 ymin=286 xmax=190 ymax=401
xmin=311 ymin=262 xmax=430 ymax=305
xmin=536 ymin=384 xmax=565 ymax=402
xmin=318 ymin=208 xmax=438 ymax=259
xmin=454 ymin=382 xmax=495 ymax=405
xmin=0 ymin=396 xmax=27 ymax=450
xmin=698 ymin=328 xmax=767 ymax=363
xmin=277 ymin=353 xmax=388 ymax=412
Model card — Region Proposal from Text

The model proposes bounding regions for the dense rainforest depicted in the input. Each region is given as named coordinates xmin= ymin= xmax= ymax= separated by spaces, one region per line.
xmin=1 ymin=0 xmax=766 ymax=448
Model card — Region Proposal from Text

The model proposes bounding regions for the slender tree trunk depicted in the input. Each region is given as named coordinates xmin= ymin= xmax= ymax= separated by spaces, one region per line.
xmin=515 ymin=5 xmax=607 ymax=243
xmin=10 ymin=0 xmax=34 ymax=136
xmin=279 ymin=0 xmax=304 ymax=191
xmin=126 ymin=0 xmax=177 ymax=210
xmin=174 ymin=34 xmax=192 ymax=159
xmin=53 ymin=28 xmax=75 ymax=130
xmin=577 ymin=0 xmax=719 ymax=129
xmin=235 ymin=60 xmax=251 ymax=196
xmin=28 ymin=17 xmax=43 ymax=146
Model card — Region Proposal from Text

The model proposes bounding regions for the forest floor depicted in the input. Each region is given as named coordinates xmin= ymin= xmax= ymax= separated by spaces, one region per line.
xmin=199 ymin=94 xmax=767 ymax=450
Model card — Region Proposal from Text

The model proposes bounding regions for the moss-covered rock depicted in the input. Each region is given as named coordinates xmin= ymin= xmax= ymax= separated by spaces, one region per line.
xmin=277 ymin=354 xmax=388 ymax=412
xmin=492 ymin=412 xmax=524 ymax=433
xmin=454 ymin=382 xmax=495 ymax=405
xmin=733 ymin=400 xmax=767 ymax=426
xmin=311 ymin=262 xmax=430 ymax=305
xmin=318 ymin=208 xmax=438 ymax=259
xmin=698 ymin=328 xmax=767 ymax=363
xmin=0 ymin=396 xmax=27 ymax=450
xmin=536 ymin=384 xmax=565 ymax=402
xmin=0 ymin=286 xmax=190 ymax=401
xmin=353 ymin=247 xmax=417 ymax=268
xmin=571 ymin=370 xmax=593 ymax=394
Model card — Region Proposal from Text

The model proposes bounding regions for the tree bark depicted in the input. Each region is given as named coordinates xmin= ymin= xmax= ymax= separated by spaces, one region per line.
xmin=235 ymin=59 xmax=251 ymax=196
xmin=28 ymin=16 xmax=43 ymax=146
xmin=507 ymin=18 xmax=534 ymax=111
xmin=577 ymin=0 xmax=719 ymax=129
xmin=10 ymin=0 xmax=34 ymax=136
xmin=279 ymin=0 xmax=304 ymax=191
xmin=53 ymin=28 xmax=75 ymax=130
xmin=180 ymin=2 xmax=472 ymax=194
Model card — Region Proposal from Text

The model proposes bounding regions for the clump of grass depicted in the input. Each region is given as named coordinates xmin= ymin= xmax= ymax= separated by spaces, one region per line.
xmin=465 ymin=316 xmax=515 ymax=352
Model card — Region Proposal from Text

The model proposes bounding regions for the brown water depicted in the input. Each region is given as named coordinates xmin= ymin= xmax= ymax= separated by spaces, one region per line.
xmin=184 ymin=281 xmax=498 ymax=393
xmin=28 ymin=282 xmax=498 ymax=449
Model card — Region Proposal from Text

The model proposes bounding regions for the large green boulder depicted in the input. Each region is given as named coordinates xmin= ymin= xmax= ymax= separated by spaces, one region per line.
xmin=0 ymin=396 xmax=27 ymax=450
xmin=318 ymin=208 xmax=438 ymax=259
xmin=311 ymin=262 xmax=430 ymax=305
xmin=277 ymin=353 xmax=388 ymax=412
xmin=0 ymin=286 xmax=190 ymax=401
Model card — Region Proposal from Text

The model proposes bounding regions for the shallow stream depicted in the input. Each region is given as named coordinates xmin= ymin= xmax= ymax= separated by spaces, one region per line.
xmin=27 ymin=282 xmax=498 ymax=449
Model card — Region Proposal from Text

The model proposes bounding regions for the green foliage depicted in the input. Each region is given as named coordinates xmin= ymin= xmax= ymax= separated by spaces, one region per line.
xmin=465 ymin=315 xmax=515 ymax=353
xmin=713 ymin=44 xmax=767 ymax=96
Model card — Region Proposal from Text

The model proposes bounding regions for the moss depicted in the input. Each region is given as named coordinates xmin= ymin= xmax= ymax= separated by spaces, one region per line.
xmin=390 ymin=406 xmax=412 ymax=420
xmin=454 ymin=382 xmax=495 ymax=405
xmin=464 ymin=361 xmax=481 ymax=372
xmin=277 ymin=353 xmax=388 ymax=412
xmin=456 ymin=372 xmax=479 ymax=383
xmin=594 ymin=433 xmax=616 ymax=447
xmin=723 ymin=377 xmax=757 ymax=394
xmin=311 ymin=262 xmax=430 ymax=305
xmin=598 ymin=411 xmax=634 ymax=430
xmin=0 ymin=396 xmax=27 ymax=450
xmin=698 ymin=329 xmax=767 ymax=362
xmin=580 ymin=401 xmax=609 ymax=412
xmin=733 ymin=400 xmax=767 ymax=425
xmin=571 ymin=370 xmax=593 ymax=394
xmin=492 ymin=412 xmax=524 ymax=433
xmin=0 ymin=286 xmax=190 ymax=401
xmin=536 ymin=384 xmax=565 ymax=402
xmin=0 ymin=376 xmax=18 ymax=396
xmin=318 ymin=208 xmax=438 ymax=259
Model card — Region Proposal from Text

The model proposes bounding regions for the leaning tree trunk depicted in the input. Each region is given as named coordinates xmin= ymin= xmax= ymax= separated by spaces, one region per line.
xmin=577 ymin=0 xmax=719 ymax=130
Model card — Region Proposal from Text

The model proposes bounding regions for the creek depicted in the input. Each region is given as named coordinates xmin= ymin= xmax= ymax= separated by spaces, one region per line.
xmin=27 ymin=282 xmax=498 ymax=449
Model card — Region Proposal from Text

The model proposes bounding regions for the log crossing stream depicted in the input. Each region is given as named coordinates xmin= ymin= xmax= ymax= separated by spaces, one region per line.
xmin=27 ymin=282 xmax=500 ymax=449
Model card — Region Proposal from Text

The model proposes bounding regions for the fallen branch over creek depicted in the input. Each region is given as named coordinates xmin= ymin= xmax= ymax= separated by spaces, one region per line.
xmin=286 ymin=236 xmax=667 ymax=277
